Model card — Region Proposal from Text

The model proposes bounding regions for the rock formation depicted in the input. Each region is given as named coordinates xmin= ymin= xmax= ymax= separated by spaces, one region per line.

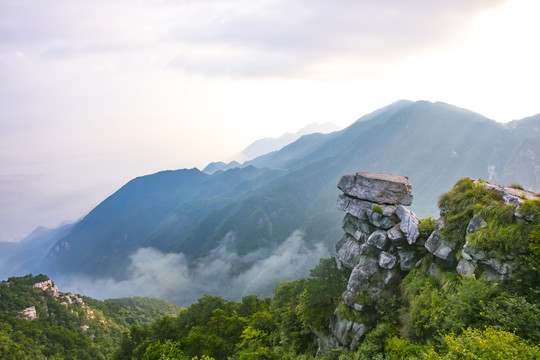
xmin=18 ymin=306 xmax=38 ymax=321
xmin=325 ymin=173 xmax=538 ymax=352
xmin=330 ymin=172 xmax=421 ymax=350
xmin=425 ymin=180 xmax=538 ymax=281
xmin=33 ymin=279 xmax=59 ymax=297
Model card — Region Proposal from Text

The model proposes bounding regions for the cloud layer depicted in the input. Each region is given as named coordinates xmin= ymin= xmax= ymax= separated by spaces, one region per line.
xmin=57 ymin=230 xmax=329 ymax=305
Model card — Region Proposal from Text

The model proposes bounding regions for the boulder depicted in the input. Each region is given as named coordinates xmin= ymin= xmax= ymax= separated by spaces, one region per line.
xmin=387 ymin=224 xmax=406 ymax=248
xmin=395 ymin=205 xmax=419 ymax=244
xmin=335 ymin=234 xmax=362 ymax=270
xmin=366 ymin=230 xmax=388 ymax=250
xmin=398 ymin=250 xmax=417 ymax=271
xmin=425 ymin=219 xmax=458 ymax=263
xmin=378 ymin=251 xmax=397 ymax=269
xmin=337 ymin=195 xmax=397 ymax=223
xmin=349 ymin=322 xmax=370 ymax=350
xmin=367 ymin=209 xmax=397 ymax=229
xmin=338 ymin=172 xmax=413 ymax=206
xmin=456 ymin=258 xmax=475 ymax=276
xmin=466 ymin=215 xmax=487 ymax=234
xmin=18 ymin=306 xmax=38 ymax=320
xmin=341 ymin=213 xmax=372 ymax=242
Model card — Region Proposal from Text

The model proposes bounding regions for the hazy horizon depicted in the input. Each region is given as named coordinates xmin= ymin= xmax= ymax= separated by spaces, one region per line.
xmin=2 ymin=0 xmax=540 ymax=241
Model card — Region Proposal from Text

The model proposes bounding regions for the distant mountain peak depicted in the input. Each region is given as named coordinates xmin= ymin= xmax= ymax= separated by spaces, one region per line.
xmin=235 ymin=122 xmax=342 ymax=163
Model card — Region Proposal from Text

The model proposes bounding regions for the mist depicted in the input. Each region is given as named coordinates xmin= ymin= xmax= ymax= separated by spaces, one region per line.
xmin=56 ymin=230 xmax=329 ymax=305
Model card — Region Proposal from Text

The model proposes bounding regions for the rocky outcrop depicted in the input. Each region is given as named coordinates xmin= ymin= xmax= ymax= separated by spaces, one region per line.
xmin=323 ymin=174 xmax=539 ymax=353
xmin=423 ymin=180 xmax=538 ymax=280
xmin=18 ymin=306 xmax=38 ymax=320
xmin=33 ymin=279 xmax=59 ymax=297
xmin=338 ymin=172 xmax=413 ymax=206
xmin=328 ymin=172 xmax=421 ymax=350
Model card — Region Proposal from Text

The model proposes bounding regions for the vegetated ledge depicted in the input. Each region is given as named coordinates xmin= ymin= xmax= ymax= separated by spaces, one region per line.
xmin=320 ymin=172 xmax=540 ymax=352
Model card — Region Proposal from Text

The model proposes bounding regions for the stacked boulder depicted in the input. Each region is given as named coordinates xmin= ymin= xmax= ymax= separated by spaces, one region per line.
xmin=330 ymin=172 xmax=421 ymax=349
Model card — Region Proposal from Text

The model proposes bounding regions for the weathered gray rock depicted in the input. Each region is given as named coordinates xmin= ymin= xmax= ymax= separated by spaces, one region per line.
xmin=342 ymin=213 xmax=372 ymax=242
xmin=485 ymin=258 xmax=512 ymax=276
xmin=335 ymin=234 xmax=362 ymax=270
xmin=378 ymin=251 xmax=397 ymax=269
xmin=346 ymin=268 xmax=370 ymax=294
xmin=387 ymin=224 xmax=406 ymax=248
xmin=338 ymin=172 xmax=413 ymax=205
xmin=398 ymin=250 xmax=417 ymax=271
xmin=381 ymin=269 xmax=398 ymax=285
xmin=359 ymin=243 xmax=380 ymax=256
xmin=349 ymin=322 xmax=370 ymax=350
xmin=330 ymin=314 xmax=354 ymax=346
xmin=456 ymin=258 xmax=475 ymax=276
xmin=358 ymin=256 xmax=380 ymax=276
xmin=366 ymin=230 xmax=388 ymax=249
xmin=336 ymin=195 xmax=371 ymax=220
xmin=330 ymin=171 xmax=422 ymax=351
xmin=315 ymin=329 xmax=342 ymax=356
xmin=466 ymin=215 xmax=487 ymax=234
xmin=342 ymin=290 xmax=356 ymax=307
xmin=337 ymin=195 xmax=397 ymax=224
xmin=329 ymin=310 xmax=370 ymax=349
xmin=395 ymin=205 xmax=419 ymax=244
xmin=367 ymin=209 xmax=397 ymax=229
xmin=346 ymin=256 xmax=380 ymax=296
xmin=462 ymin=243 xmax=487 ymax=261
xmin=425 ymin=219 xmax=457 ymax=262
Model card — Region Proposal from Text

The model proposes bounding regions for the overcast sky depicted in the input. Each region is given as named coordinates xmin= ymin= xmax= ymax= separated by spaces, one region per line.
xmin=1 ymin=0 xmax=539 ymax=241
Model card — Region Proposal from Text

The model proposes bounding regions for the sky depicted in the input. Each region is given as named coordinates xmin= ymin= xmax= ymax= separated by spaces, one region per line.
xmin=1 ymin=0 xmax=540 ymax=242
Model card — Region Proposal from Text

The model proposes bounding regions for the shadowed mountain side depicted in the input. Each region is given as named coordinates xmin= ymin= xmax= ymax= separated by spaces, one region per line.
xmin=0 ymin=224 xmax=74 ymax=277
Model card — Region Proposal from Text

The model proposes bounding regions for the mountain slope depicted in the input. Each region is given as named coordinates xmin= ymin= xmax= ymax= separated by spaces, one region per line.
xmin=0 ymin=274 xmax=183 ymax=359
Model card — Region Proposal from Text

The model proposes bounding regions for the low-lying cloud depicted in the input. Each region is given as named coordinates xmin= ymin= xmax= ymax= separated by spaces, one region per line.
xmin=57 ymin=230 xmax=329 ymax=305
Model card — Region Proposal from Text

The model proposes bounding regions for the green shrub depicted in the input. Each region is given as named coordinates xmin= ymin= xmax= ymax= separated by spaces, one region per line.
xmin=418 ymin=215 xmax=437 ymax=242
xmin=424 ymin=327 xmax=540 ymax=359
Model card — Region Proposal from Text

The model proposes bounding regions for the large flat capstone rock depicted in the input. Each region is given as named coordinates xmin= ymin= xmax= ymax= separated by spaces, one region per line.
xmin=338 ymin=172 xmax=413 ymax=206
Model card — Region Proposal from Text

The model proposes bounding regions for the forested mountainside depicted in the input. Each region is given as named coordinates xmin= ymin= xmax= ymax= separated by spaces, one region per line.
xmin=0 ymin=275 xmax=183 ymax=359
xmin=2 ymin=175 xmax=540 ymax=359
xmin=3 ymin=100 xmax=540 ymax=305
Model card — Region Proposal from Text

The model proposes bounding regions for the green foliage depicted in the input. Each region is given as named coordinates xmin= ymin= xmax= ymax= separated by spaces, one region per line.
xmin=437 ymin=178 xmax=503 ymax=247
xmin=0 ymin=275 xmax=125 ymax=359
xmin=466 ymin=203 xmax=530 ymax=253
xmin=372 ymin=206 xmax=383 ymax=214
xmin=509 ymin=183 xmax=525 ymax=190
xmin=385 ymin=336 xmax=426 ymax=360
xmin=84 ymin=296 xmax=184 ymax=329
xmin=425 ymin=327 xmax=540 ymax=359
xmin=271 ymin=279 xmax=314 ymax=354
xmin=353 ymin=322 xmax=395 ymax=360
xmin=298 ymin=258 xmax=348 ymax=331
xmin=418 ymin=215 xmax=437 ymax=242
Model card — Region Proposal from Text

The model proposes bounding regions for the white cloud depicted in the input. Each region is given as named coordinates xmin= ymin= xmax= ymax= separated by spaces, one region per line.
xmin=57 ymin=230 xmax=329 ymax=304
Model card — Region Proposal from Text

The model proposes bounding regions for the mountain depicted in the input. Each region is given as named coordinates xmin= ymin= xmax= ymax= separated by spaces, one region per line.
xmin=4 ymin=100 xmax=540 ymax=304
xmin=202 ymin=122 xmax=341 ymax=174
xmin=235 ymin=122 xmax=342 ymax=163
xmin=202 ymin=160 xmax=241 ymax=175
xmin=0 ymin=224 xmax=74 ymax=278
